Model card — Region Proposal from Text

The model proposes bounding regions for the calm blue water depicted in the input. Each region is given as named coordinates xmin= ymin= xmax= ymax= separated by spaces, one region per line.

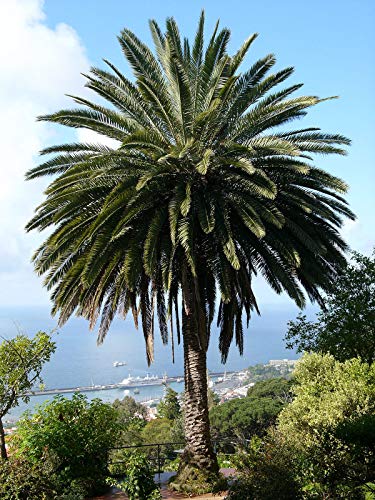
xmin=0 ymin=304 xmax=303 ymax=421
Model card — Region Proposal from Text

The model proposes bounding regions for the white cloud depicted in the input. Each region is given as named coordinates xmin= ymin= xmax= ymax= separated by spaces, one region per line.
xmin=0 ymin=0 xmax=90 ymax=305
xmin=342 ymin=218 xmax=374 ymax=255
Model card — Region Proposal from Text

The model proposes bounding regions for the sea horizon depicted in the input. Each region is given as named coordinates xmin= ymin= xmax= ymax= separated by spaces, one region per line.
xmin=1 ymin=303 xmax=305 ymax=421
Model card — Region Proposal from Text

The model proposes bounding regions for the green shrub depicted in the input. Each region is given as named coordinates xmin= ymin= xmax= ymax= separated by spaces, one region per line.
xmin=297 ymin=433 xmax=373 ymax=499
xmin=13 ymin=393 xmax=121 ymax=497
xmin=110 ymin=451 xmax=161 ymax=500
xmin=278 ymin=353 xmax=375 ymax=497
xmin=163 ymin=455 xmax=180 ymax=472
xmin=217 ymin=453 xmax=235 ymax=469
xmin=226 ymin=433 xmax=302 ymax=500
xmin=0 ymin=456 xmax=57 ymax=500
xmin=0 ymin=456 xmax=88 ymax=500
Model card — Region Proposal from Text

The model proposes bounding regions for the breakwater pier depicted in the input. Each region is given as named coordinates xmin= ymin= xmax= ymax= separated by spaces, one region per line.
xmin=26 ymin=372 xmax=233 ymax=397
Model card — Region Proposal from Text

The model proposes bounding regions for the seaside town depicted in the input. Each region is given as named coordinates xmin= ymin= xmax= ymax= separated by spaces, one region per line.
xmin=4 ymin=359 xmax=297 ymax=434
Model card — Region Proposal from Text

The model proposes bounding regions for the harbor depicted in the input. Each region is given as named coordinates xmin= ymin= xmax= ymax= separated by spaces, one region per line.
xmin=26 ymin=371 xmax=233 ymax=397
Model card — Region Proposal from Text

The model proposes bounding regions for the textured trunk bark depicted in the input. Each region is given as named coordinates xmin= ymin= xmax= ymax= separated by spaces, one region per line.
xmin=0 ymin=418 xmax=7 ymax=460
xmin=181 ymin=271 xmax=218 ymax=473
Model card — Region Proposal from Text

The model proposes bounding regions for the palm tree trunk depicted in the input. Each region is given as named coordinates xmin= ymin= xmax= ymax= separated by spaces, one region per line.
xmin=0 ymin=418 xmax=7 ymax=460
xmin=180 ymin=269 xmax=218 ymax=473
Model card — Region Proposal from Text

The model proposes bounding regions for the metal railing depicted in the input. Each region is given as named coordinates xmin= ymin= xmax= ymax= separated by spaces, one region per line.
xmin=108 ymin=441 xmax=185 ymax=483
xmin=108 ymin=439 xmax=236 ymax=481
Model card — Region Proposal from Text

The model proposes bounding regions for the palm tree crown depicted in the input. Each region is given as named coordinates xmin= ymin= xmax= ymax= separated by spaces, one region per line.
xmin=26 ymin=12 xmax=354 ymax=366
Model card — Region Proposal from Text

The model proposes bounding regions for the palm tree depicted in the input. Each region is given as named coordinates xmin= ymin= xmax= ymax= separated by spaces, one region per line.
xmin=26 ymin=12 xmax=354 ymax=475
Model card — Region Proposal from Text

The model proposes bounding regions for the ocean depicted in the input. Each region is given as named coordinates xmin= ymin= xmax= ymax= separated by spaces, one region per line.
xmin=0 ymin=304 xmax=303 ymax=422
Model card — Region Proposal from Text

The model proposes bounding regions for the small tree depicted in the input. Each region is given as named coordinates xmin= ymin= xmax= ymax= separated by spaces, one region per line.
xmin=285 ymin=250 xmax=375 ymax=364
xmin=113 ymin=395 xmax=147 ymax=445
xmin=0 ymin=332 xmax=55 ymax=459
xmin=157 ymin=387 xmax=181 ymax=421
xmin=113 ymin=395 xmax=147 ymax=423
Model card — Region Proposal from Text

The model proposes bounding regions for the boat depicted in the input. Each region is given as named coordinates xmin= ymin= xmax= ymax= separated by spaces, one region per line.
xmin=119 ymin=374 xmax=134 ymax=386
xmin=113 ymin=361 xmax=127 ymax=367
xmin=176 ymin=377 xmax=183 ymax=383
xmin=133 ymin=388 xmax=140 ymax=395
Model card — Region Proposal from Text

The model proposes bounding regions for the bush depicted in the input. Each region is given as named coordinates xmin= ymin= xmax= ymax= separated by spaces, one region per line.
xmin=109 ymin=451 xmax=161 ymax=500
xmin=0 ymin=456 xmax=57 ymax=500
xmin=0 ymin=456 xmax=88 ymax=499
xmin=13 ymin=393 xmax=121 ymax=497
xmin=278 ymin=353 xmax=375 ymax=497
xmin=226 ymin=433 xmax=302 ymax=500
xmin=217 ymin=453 xmax=235 ymax=469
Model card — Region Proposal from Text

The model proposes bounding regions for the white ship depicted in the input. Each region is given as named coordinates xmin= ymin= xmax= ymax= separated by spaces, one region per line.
xmin=113 ymin=361 xmax=127 ymax=367
xmin=119 ymin=374 xmax=134 ymax=386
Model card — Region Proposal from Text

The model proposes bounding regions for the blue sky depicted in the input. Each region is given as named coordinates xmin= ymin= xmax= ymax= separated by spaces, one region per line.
xmin=0 ymin=0 xmax=374 ymax=309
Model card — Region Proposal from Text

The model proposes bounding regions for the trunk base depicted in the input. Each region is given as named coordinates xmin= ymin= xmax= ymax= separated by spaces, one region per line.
xmin=169 ymin=458 xmax=226 ymax=496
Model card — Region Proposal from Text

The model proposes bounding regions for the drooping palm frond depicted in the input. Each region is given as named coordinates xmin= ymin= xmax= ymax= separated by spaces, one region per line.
xmin=26 ymin=11 xmax=354 ymax=364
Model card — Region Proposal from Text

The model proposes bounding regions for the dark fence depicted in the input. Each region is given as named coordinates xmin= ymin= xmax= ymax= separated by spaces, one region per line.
xmin=108 ymin=440 xmax=235 ymax=482
xmin=108 ymin=441 xmax=185 ymax=481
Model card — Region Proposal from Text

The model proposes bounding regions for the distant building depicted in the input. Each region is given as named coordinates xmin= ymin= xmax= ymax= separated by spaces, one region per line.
xmin=268 ymin=359 xmax=298 ymax=367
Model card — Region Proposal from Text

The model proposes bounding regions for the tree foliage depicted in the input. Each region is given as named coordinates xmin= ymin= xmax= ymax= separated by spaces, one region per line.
xmin=226 ymin=433 xmax=302 ymax=500
xmin=285 ymin=250 xmax=375 ymax=364
xmin=157 ymin=386 xmax=181 ymax=420
xmin=113 ymin=395 xmax=147 ymax=445
xmin=278 ymin=353 xmax=375 ymax=447
xmin=14 ymin=394 xmax=121 ymax=496
xmin=208 ymin=387 xmax=220 ymax=409
xmin=141 ymin=417 xmax=173 ymax=445
xmin=114 ymin=395 xmax=147 ymax=423
xmin=226 ymin=354 xmax=375 ymax=498
xmin=247 ymin=363 xmax=294 ymax=381
xmin=0 ymin=332 xmax=55 ymax=459
xmin=247 ymin=377 xmax=292 ymax=402
xmin=278 ymin=353 xmax=375 ymax=496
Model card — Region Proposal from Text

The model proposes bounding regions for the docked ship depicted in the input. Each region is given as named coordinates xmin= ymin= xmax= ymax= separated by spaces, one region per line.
xmin=119 ymin=373 xmax=165 ymax=387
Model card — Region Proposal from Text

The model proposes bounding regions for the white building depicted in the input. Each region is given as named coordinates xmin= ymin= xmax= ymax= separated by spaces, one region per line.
xmin=268 ymin=359 xmax=298 ymax=367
